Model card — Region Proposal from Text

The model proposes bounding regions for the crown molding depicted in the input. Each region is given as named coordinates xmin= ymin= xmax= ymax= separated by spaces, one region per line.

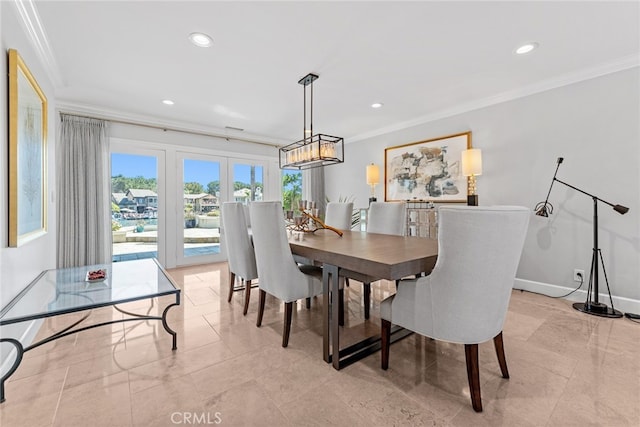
xmin=347 ymin=54 xmax=640 ymax=144
xmin=56 ymin=101 xmax=287 ymax=148
xmin=13 ymin=0 xmax=64 ymax=88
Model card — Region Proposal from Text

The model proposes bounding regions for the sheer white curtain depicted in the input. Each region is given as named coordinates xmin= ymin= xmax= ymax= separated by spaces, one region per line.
xmin=302 ymin=167 xmax=325 ymax=214
xmin=57 ymin=114 xmax=111 ymax=268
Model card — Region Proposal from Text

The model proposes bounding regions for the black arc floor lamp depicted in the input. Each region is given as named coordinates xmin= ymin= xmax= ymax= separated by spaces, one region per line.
xmin=535 ymin=157 xmax=629 ymax=318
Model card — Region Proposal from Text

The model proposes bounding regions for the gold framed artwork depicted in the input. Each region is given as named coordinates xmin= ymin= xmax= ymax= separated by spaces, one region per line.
xmin=8 ymin=49 xmax=48 ymax=247
xmin=384 ymin=131 xmax=471 ymax=203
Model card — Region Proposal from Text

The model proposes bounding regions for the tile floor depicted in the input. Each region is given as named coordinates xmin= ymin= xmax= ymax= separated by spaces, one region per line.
xmin=1 ymin=262 xmax=639 ymax=426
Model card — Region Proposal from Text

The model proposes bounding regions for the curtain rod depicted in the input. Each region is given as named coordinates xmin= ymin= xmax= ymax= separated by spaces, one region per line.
xmin=58 ymin=111 xmax=282 ymax=148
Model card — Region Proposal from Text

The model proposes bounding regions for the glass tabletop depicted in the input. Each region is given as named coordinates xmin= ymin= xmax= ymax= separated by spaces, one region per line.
xmin=0 ymin=258 xmax=179 ymax=325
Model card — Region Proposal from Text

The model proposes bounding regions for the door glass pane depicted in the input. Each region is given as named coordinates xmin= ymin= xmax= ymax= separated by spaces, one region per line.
xmin=233 ymin=163 xmax=263 ymax=203
xmin=282 ymin=170 xmax=302 ymax=212
xmin=111 ymin=153 xmax=158 ymax=261
xmin=183 ymin=159 xmax=221 ymax=258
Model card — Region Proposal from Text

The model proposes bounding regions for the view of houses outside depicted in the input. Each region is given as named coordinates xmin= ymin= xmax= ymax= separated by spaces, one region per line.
xmin=111 ymin=154 xmax=287 ymax=263
xmin=111 ymin=153 xmax=161 ymax=261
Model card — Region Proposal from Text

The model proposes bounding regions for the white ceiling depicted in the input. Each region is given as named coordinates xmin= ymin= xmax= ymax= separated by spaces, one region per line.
xmin=28 ymin=1 xmax=640 ymax=145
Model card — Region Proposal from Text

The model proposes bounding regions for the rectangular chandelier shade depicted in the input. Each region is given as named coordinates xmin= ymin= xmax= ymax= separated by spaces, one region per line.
xmin=279 ymin=72 xmax=344 ymax=170
xmin=279 ymin=134 xmax=344 ymax=170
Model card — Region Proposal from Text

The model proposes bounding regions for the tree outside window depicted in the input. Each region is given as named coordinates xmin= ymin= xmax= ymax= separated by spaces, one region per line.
xmin=282 ymin=170 xmax=302 ymax=211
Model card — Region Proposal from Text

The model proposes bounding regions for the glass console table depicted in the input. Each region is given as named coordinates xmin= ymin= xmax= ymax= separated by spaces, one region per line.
xmin=0 ymin=258 xmax=181 ymax=403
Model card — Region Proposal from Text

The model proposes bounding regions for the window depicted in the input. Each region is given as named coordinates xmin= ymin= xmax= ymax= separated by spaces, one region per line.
xmin=282 ymin=170 xmax=302 ymax=211
xmin=111 ymin=152 xmax=159 ymax=262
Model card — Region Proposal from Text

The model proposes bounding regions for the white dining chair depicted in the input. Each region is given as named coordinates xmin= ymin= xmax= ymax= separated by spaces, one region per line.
xmin=243 ymin=204 xmax=251 ymax=228
xmin=367 ymin=201 xmax=405 ymax=235
xmin=380 ymin=205 xmax=530 ymax=412
xmin=324 ymin=202 xmax=354 ymax=231
xmin=357 ymin=201 xmax=406 ymax=319
xmin=221 ymin=202 xmax=258 ymax=315
xmin=250 ymin=201 xmax=323 ymax=347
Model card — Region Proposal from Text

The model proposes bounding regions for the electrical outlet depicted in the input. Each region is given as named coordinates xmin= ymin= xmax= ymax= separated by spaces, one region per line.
xmin=573 ymin=269 xmax=585 ymax=282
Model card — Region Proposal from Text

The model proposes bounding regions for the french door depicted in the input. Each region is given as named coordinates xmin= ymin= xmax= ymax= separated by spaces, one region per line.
xmin=176 ymin=152 xmax=228 ymax=266
xmin=229 ymin=158 xmax=267 ymax=204
xmin=111 ymin=140 xmax=275 ymax=268
xmin=110 ymin=143 xmax=166 ymax=265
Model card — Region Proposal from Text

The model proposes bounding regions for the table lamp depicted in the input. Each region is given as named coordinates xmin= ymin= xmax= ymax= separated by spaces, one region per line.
xmin=366 ymin=163 xmax=380 ymax=204
xmin=461 ymin=149 xmax=482 ymax=206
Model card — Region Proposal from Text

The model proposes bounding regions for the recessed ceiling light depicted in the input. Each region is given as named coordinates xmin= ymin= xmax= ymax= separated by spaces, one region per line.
xmin=162 ymin=99 xmax=174 ymax=105
xmin=188 ymin=32 xmax=213 ymax=48
xmin=515 ymin=42 xmax=539 ymax=55
xmin=371 ymin=102 xmax=383 ymax=109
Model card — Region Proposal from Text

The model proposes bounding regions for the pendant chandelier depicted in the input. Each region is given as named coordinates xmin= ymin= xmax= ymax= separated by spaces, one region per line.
xmin=279 ymin=73 xmax=344 ymax=170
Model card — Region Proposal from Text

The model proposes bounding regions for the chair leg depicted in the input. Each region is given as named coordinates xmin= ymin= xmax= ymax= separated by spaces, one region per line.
xmin=493 ymin=332 xmax=510 ymax=379
xmin=381 ymin=319 xmax=391 ymax=370
xmin=243 ymin=279 xmax=252 ymax=315
xmin=464 ymin=343 xmax=483 ymax=412
xmin=256 ymin=289 xmax=266 ymax=327
xmin=306 ymin=297 xmax=311 ymax=309
xmin=364 ymin=283 xmax=371 ymax=319
xmin=227 ymin=271 xmax=236 ymax=303
xmin=282 ymin=302 xmax=293 ymax=347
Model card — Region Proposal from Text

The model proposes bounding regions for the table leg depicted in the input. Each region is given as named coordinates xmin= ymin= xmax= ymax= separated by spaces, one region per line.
xmin=161 ymin=293 xmax=181 ymax=350
xmin=325 ymin=264 xmax=341 ymax=370
xmin=322 ymin=265 xmax=331 ymax=363
xmin=319 ymin=272 xmax=414 ymax=370
xmin=0 ymin=338 xmax=24 ymax=403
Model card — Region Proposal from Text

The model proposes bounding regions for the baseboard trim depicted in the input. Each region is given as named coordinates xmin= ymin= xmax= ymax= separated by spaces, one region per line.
xmin=514 ymin=278 xmax=640 ymax=315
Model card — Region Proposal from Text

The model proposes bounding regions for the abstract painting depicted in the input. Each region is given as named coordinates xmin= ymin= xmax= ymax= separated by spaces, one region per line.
xmin=385 ymin=132 xmax=471 ymax=202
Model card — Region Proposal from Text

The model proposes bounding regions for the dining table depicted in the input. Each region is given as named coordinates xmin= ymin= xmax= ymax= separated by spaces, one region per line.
xmin=289 ymin=229 xmax=438 ymax=370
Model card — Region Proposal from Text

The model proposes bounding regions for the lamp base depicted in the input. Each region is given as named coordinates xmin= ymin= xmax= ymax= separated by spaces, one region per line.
xmin=467 ymin=195 xmax=478 ymax=206
xmin=573 ymin=302 xmax=622 ymax=318
xmin=369 ymin=197 xmax=377 ymax=205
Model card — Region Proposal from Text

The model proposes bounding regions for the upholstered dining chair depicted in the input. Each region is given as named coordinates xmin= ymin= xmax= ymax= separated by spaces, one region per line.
xmin=380 ymin=205 xmax=530 ymax=412
xmin=243 ymin=204 xmax=251 ymax=228
xmin=324 ymin=202 xmax=354 ymax=231
xmin=355 ymin=201 xmax=406 ymax=319
xmin=221 ymin=202 xmax=258 ymax=315
xmin=367 ymin=201 xmax=405 ymax=236
xmin=250 ymin=201 xmax=323 ymax=347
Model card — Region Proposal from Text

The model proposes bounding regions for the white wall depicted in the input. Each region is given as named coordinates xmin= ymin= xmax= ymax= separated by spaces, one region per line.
xmin=1 ymin=3 xmax=57 ymax=315
xmin=1 ymin=2 xmax=58 ymax=369
xmin=326 ymin=68 xmax=640 ymax=311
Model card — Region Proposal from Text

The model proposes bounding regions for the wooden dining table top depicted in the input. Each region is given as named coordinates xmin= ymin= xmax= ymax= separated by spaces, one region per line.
xmin=289 ymin=229 xmax=438 ymax=280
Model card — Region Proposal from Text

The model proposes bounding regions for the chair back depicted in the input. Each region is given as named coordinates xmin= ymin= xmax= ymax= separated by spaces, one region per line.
xmin=325 ymin=202 xmax=354 ymax=230
xmin=429 ymin=205 xmax=529 ymax=342
xmin=250 ymin=201 xmax=321 ymax=302
xmin=243 ymin=204 xmax=251 ymax=228
xmin=367 ymin=202 xmax=405 ymax=235
xmin=221 ymin=202 xmax=257 ymax=281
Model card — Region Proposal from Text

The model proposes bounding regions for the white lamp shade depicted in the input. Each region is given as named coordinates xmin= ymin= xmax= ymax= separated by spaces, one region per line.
xmin=461 ymin=149 xmax=482 ymax=176
xmin=366 ymin=164 xmax=380 ymax=185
